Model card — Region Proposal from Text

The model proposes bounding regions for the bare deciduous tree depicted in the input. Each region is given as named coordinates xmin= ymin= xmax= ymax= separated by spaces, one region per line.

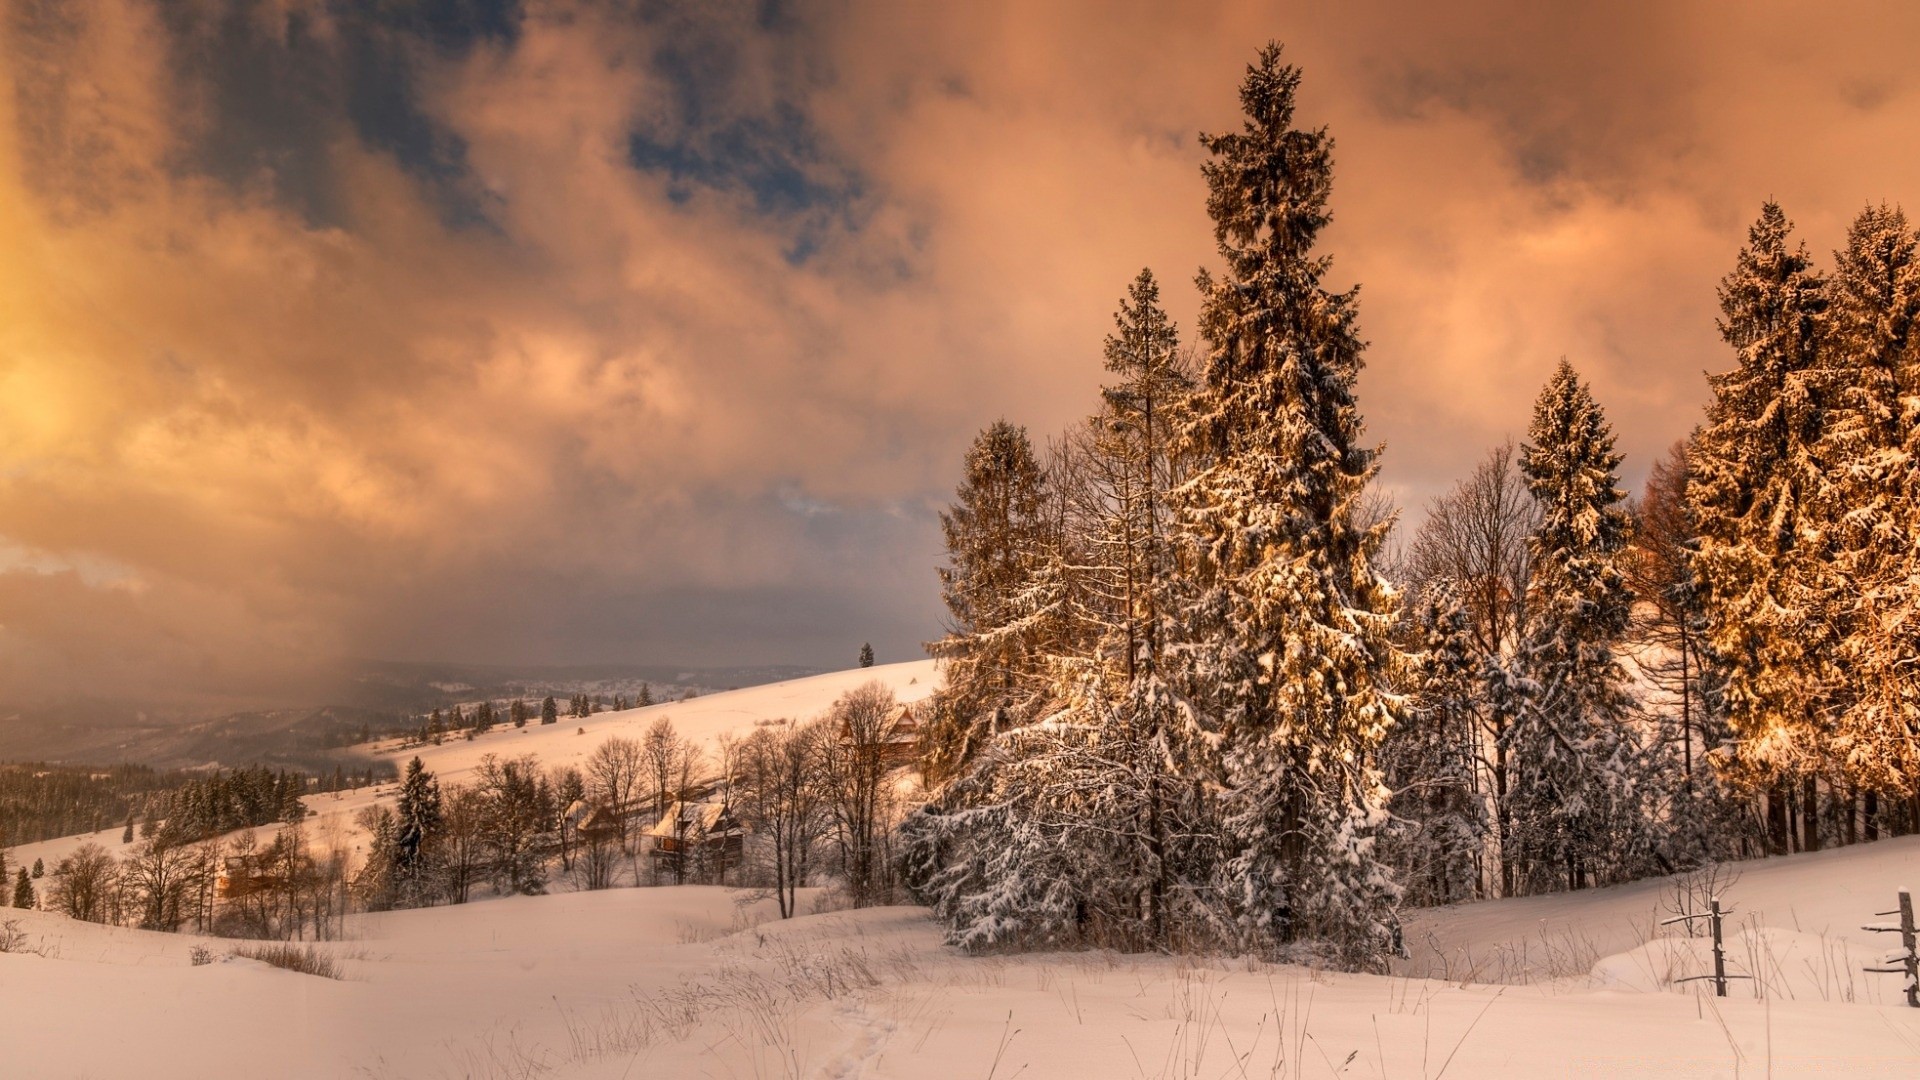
xmin=822 ymin=682 xmax=900 ymax=907
xmin=1405 ymin=441 xmax=1539 ymax=898
xmin=51 ymin=842 xmax=118 ymax=924
xmin=584 ymin=736 xmax=645 ymax=852
xmin=737 ymin=721 xmax=827 ymax=918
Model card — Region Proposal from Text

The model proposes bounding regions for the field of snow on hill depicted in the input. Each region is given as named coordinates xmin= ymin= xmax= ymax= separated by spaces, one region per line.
xmin=3 ymin=833 xmax=1918 ymax=1077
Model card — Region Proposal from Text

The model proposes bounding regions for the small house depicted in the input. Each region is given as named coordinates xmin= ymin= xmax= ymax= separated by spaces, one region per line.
xmin=836 ymin=701 xmax=921 ymax=768
xmin=646 ymin=799 xmax=744 ymax=880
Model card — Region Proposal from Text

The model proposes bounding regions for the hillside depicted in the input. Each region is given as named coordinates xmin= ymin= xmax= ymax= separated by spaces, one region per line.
xmin=7 ymin=659 xmax=1916 ymax=1078
xmin=2 ymin=836 xmax=1916 ymax=1078
xmin=4 ymin=659 xmax=939 ymax=881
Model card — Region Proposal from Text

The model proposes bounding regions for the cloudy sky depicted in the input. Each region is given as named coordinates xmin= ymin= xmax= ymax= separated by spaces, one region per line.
xmin=2 ymin=0 xmax=1917 ymax=707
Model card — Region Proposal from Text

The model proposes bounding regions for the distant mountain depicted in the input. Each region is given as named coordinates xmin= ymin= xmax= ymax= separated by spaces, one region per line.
xmin=0 ymin=660 xmax=826 ymax=769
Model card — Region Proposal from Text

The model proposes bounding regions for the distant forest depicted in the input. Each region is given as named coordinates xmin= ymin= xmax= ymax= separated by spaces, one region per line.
xmin=0 ymin=761 xmax=378 ymax=846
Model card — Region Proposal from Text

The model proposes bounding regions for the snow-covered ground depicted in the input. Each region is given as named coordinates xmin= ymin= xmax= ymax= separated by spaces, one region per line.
xmin=6 ymin=660 xmax=1917 ymax=1076
xmin=5 ymin=659 xmax=939 ymax=882
xmin=4 ymin=836 xmax=1917 ymax=1077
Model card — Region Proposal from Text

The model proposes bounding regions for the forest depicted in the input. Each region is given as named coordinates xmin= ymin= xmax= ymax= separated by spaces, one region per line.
xmin=902 ymin=44 xmax=1920 ymax=967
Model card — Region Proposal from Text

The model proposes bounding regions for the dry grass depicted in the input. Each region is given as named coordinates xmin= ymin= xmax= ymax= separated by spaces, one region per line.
xmin=231 ymin=942 xmax=343 ymax=979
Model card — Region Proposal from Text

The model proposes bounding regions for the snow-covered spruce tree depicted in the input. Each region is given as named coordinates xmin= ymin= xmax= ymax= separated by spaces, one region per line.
xmin=354 ymin=805 xmax=400 ymax=912
xmin=1088 ymin=267 xmax=1194 ymax=683
xmin=1504 ymin=361 xmax=1646 ymax=893
xmin=924 ymin=420 xmax=1055 ymax=785
xmin=1689 ymin=202 xmax=1832 ymax=854
xmin=902 ymin=670 xmax=1218 ymax=952
xmin=1818 ymin=204 xmax=1920 ymax=810
xmin=904 ymin=277 xmax=1211 ymax=953
xmin=394 ymin=756 xmax=443 ymax=907
xmin=1380 ymin=581 xmax=1488 ymax=906
xmin=1171 ymin=43 xmax=1403 ymax=962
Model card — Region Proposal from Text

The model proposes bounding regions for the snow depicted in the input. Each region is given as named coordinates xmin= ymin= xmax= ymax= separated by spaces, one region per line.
xmin=369 ymin=658 xmax=938 ymax=791
xmin=6 ymin=659 xmax=939 ymax=880
xmin=3 ymin=831 xmax=1918 ymax=1076
xmin=6 ymin=660 xmax=1917 ymax=1075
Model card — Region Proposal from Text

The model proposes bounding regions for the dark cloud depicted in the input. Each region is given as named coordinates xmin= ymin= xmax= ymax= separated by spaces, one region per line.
xmin=3 ymin=0 xmax=1919 ymax=709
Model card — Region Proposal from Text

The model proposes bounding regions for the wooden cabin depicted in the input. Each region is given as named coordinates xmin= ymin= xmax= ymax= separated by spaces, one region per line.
xmin=218 ymin=854 xmax=287 ymax=899
xmin=646 ymin=799 xmax=744 ymax=879
xmin=880 ymin=702 xmax=920 ymax=766
xmin=834 ymin=701 xmax=920 ymax=768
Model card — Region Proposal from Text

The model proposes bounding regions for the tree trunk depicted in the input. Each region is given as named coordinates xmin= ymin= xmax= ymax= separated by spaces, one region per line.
xmin=1768 ymin=778 xmax=1791 ymax=856
xmin=1803 ymin=773 xmax=1821 ymax=852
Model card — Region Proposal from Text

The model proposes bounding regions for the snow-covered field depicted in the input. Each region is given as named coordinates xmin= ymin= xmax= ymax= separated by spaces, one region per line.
xmin=3 ymin=838 xmax=1918 ymax=1078
xmin=5 ymin=659 xmax=1918 ymax=1077
xmin=5 ymin=659 xmax=939 ymax=881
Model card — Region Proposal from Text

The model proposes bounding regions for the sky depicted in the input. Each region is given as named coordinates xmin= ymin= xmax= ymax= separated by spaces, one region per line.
xmin=3 ymin=0 xmax=1918 ymax=708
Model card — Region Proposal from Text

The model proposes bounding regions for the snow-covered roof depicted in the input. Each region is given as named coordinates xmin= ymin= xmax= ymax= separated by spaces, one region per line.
xmin=645 ymin=799 xmax=738 ymax=839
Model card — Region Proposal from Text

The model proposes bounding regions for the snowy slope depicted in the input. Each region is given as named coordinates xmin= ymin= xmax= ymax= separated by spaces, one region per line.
xmin=1398 ymin=833 xmax=1920 ymax=1005
xmin=6 ymin=659 xmax=939 ymax=883
xmin=362 ymin=657 xmax=939 ymax=792
xmin=4 ymin=834 xmax=1919 ymax=1078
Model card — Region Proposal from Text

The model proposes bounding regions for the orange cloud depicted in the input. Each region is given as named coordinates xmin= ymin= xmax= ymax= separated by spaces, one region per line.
xmin=2 ymin=0 xmax=1918 ymax=707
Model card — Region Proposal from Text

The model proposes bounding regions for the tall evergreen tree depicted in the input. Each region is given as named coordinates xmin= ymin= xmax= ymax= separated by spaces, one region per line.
xmin=925 ymin=420 xmax=1053 ymax=783
xmin=12 ymin=866 xmax=32 ymax=909
xmin=395 ymin=757 xmax=443 ymax=905
xmin=1819 ymin=204 xmax=1920 ymax=799
xmin=1506 ymin=361 xmax=1644 ymax=892
xmin=859 ymin=642 xmax=875 ymax=668
xmin=1089 ymin=267 xmax=1192 ymax=683
xmin=905 ymin=275 xmax=1206 ymax=953
xmin=540 ymin=696 xmax=558 ymax=725
xmin=1173 ymin=42 xmax=1403 ymax=960
xmin=1690 ymin=202 xmax=1832 ymax=852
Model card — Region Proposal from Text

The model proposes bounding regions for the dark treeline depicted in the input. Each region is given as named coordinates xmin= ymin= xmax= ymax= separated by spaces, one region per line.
xmin=400 ymin=686 xmax=660 ymax=746
xmin=901 ymin=43 xmax=1920 ymax=970
xmin=0 ymin=761 xmax=382 ymax=848
xmin=0 ymin=762 xmax=198 ymax=846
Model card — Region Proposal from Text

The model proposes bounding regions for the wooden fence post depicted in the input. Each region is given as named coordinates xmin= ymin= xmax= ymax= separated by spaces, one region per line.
xmin=1863 ymin=889 xmax=1919 ymax=1008
xmin=1664 ymin=895 xmax=1750 ymax=997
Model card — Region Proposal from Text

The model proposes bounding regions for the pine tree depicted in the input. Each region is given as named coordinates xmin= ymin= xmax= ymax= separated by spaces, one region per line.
xmin=32 ymin=857 xmax=44 ymax=878
xmin=859 ymin=643 xmax=875 ymax=668
xmin=906 ymin=274 xmax=1206 ymax=952
xmin=638 ymin=682 xmax=654 ymax=707
xmin=925 ymin=420 xmax=1054 ymax=783
xmin=1690 ymin=202 xmax=1832 ymax=853
xmin=395 ymin=757 xmax=443 ymax=906
xmin=1088 ymin=267 xmax=1193 ymax=682
xmin=541 ymin=696 xmax=558 ymax=725
xmin=1505 ymin=361 xmax=1645 ymax=893
xmin=12 ymin=866 xmax=31 ymax=909
xmin=1819 ymin=204 xmax=1920 ymax=798
xmin=1172 ymin=42 xmax=1403 ymax=961
xmin=1380 ymin=582 xmax=1488 ymax=905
